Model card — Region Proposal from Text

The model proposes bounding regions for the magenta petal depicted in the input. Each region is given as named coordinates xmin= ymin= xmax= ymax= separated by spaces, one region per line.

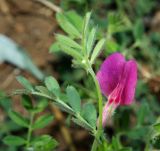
xmin=121 ymin=60 xmax=137 ymax=105
xmin=96 ymin=52 xmax=125 ymax=97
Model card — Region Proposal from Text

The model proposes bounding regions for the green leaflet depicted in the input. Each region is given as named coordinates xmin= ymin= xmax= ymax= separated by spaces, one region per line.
xmin=90 ymin=38 xmax=105 ymax=64
xmin=3 ymin=135 xmax=26 ymax=146
xmin=56 ymin=34 xmax=81 ymax=50
xmin=49 ymin=42 xmax=60 ymax=53
xmin=66 ymin=86 xmax=81 ymax=113
xmin=16 ymin=76 xmax=34 ymax=92
xmin=66 ymin=11 xmax=83 ymax=32
xmin=45 ymin=76 xmax=60 ymax=97
xmin=59 ymin=44 xmax=82 ymax=60
xmin=81 ymin=103 xmax=97 ymax=129
xmin=32 ymin=135 xmax=58 ymax=151
xmin=87 ymin=27 xmax=97 ymax=56
xmin=72 ymin=117 xmax=93 ymax=132
xmin=56 ymin=13 xmax=81 ymax=38
xmin=8 ymin=110 xmax=29 ymax=128
xmin=35 ymin=86 xmax=53 ymax=98
xmin=83 ymin=12 xmax=92 ymax=36
xmin=32 ymin=114 xmax=54 ymax=130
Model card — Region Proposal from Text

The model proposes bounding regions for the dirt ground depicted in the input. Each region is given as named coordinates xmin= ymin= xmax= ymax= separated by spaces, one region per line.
xmin=0 ymin=0 xmax=58 ymax=90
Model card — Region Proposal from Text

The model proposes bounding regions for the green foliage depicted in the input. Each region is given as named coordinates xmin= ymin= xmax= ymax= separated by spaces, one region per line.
xmin=33 ymin=99 xmax=49 ymax=113
xmin=0 ymin=92 xmax=12 ymax=111
xmin=56 ymin=12 xmax=81 ymax=38
xmin=97 ymin=136 xmax=133 ymax=151
xmin=87 ymin=27 xmax=97 ymax=56
xmin=53 ymin=101 xmax=74 ymax=114
xmin=154 ymin=120 xmax=160 ymax=133
xmin=49 ymin=42 xmax=60 ymax=52
xmin=126 ymin=126 xmax=150 ymax=140
xmin=133 ymin=19 xmax=144 ymax=41
xmin=56 ymin=34 xmax=81 ymax=49
xmin=151 ymin=118 xmax=160 ymax=149
xmin=16 ymin=76 xmax=34 ymax=92
xmin=31 ymin=135 xmax=58 ymax=151
xmin=107 ymin=12 xmax=132 ymax=35
xmin=14 ymin=75 xmax=97 ymax=133
xmin=151 ymin=134 xmax=160 ymax=149
xmin=3 ymin=135 xmax=26 ymax=146
xmin=43 ymin=76 xmax=96 ymax=132
xmin=21 ymin=95 xmax=33 ymax=111
xmin=137 ymin=101 xmax=150 ymax=126
xmin=51 ymin=11 xmax=105 ymax=68
xmin=81 ymin=103 xmax=97 ymax=128
xmin=58 ymin=43 xmax=82 ymax=60
xmin=32 ymin=114 xmax=54 ymax=130
xmin=83 ymin=12 xmax=91 ymax=35
xmin=106 ymin=39 xmax=120 ymax=53
xmin=65 ymin=10 xmax=83 ymax=32
xmin=90 ymin=38 xmax=105 ymax=64
xmin=135 ymin=0 xmax=156 ymax=16
xmin=8 ymin=110 xmax=29 ymax=128
xmin=66 ymin=86 xmax=81 ymax=113
xmin=72 ymin=116 xmax=94 ymax=131
xmin=55 ymin=34 xmax=82 ymax=60
xmin=2 ymin=80 xmax=58 ymax=150
xmin=45 ymin=76 xmax=60 ymax=97
xmin=35 ymin=86 xmax=52 ymax=98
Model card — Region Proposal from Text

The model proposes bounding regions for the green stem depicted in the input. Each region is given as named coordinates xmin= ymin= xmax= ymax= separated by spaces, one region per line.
xmin=91 ymin=139 xmax=98 ymax=151
xmin=26 ymin=112 xmax=34 ymax=149
xmin=89 ymin=67 xmax=103 ymax=130
xmin=88 ymin=67 xmax=103 ymax=151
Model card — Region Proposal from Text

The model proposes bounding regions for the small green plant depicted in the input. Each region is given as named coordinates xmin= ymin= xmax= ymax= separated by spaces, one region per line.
xmin=2 ymin=81 xmax=58 ymax=151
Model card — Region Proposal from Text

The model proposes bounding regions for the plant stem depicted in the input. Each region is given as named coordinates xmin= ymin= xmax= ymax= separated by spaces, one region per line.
xmin=89 ymin=67 xmax=103 ymax=130
xmin=88 ymin=67 xmax=103 ymax=151
xmin=91 ymin=139 xmax=98 ymax=151
xmin=26 ymin=112 xmax=34 ymax=149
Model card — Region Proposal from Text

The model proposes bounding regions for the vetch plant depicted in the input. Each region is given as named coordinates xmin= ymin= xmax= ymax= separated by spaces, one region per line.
xmin=97 ymin=52 xmax=137 ymax=127
xmin=3 ymin=11 xmax=140 ymax=151
xmin=2 ymin=83 xmax=58 ymax=151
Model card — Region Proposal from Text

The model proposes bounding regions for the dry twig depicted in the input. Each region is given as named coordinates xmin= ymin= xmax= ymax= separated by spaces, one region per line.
xmin=0 ymin=0 xmax=10 ymax=14
xmin=33 ymin=0 xmax=62 ymax=13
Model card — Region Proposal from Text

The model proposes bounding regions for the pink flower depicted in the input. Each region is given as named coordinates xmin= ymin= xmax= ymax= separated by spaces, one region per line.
xmin=97 ymin=52 xmax=137 ymax=127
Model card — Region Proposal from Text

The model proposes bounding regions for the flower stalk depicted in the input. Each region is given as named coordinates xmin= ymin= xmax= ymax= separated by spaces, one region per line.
xmin=88 ymin=66 xmax=103 ymax=151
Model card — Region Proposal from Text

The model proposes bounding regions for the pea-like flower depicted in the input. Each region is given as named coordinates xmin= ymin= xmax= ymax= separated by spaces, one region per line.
xmin=97 ymin=52 xmax=137 ymax=127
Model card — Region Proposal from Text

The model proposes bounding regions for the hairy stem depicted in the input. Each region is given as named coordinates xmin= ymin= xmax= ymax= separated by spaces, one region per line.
xmin=89 ymin=67 xmax=103 ymax=130
xmin=88 ymin=67 xmax=103 ymax=151
xmin=26 ymin=112 xmax=34 ymax=149
xmin=91 ymin=139 xmax=98 ymax=151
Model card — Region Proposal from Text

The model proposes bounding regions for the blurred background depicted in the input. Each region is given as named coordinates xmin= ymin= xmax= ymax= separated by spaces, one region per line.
xmin=0 ymin=0 xmax=160 ymax=151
